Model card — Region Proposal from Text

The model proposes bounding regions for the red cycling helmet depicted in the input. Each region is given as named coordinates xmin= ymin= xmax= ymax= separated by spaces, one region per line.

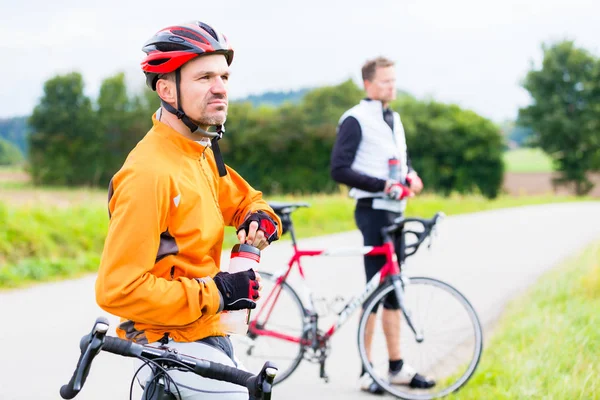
xmin=141 ymin=21 xmax=234 ymax=91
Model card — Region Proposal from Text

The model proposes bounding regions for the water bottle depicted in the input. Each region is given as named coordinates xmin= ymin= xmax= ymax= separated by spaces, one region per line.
xmin=220 ymin=243 xmax=261 ymax=335
xmin=388 ymin=157 xmax=400 ymax=182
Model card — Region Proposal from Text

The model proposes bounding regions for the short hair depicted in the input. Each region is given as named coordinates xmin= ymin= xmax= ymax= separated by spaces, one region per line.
xmin=361 ymin=57 xmax=395 ymax=82
xmin=157 ymin=72 xmax=176 ymax=85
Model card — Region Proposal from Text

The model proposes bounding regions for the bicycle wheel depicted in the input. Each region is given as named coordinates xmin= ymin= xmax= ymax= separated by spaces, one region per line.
xmin=357 ymin=276 xmax=483 ymax=399
xmin=229 ymin=271 xmax=307 ymax=384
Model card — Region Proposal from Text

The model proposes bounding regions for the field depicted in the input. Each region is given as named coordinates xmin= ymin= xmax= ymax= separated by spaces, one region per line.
xmin=502 ymin=148 xmax=600 ymax=197
xmin=503 ymin=148 xmax=554 ymax=173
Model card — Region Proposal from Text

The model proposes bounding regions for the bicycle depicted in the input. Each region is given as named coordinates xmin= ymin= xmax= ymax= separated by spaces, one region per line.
xmin=60 ymin=317 xmax=277 ymax=399
xmin=231 ymin=201 xmax=483 ymax=400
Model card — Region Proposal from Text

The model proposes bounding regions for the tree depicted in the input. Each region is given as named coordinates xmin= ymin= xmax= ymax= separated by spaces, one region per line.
xmin=28 ymin=72 xmax=158 ymax=187
xmin=28 ymin=73 xmax=101 ymax=186
xmin=97 ymin=72 xmax=130 ymax=184
xmin=395 ymin=98 xmax=504 ymax=198
xmin=96 ymin=72 xmax=156 ymax=185
xmin=519 ymin=41 xmax=600 ymax=195
xmin=0 ymin=138 xmax=23 ymax=165
xmin=97 ymin=73 xmax=160 ymax=186
xmin=300 ymin=79 xmax=363 ymax=126
xmin=224 ymin=80 xmax=504 ymax=197
xmin=223 ymin=80 xmax=364 ymax=194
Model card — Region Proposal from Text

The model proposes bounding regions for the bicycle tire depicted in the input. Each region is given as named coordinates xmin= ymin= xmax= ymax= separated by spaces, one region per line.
xmin=230 ymin=271 xmax=307 ymax=385
xmin=357 ymin=277 xmax=483 ymax=399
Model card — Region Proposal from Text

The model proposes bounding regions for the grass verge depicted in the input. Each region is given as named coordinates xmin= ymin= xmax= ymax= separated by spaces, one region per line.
xmin=1 ymin=194 xmax=594 ymax=289
xmin=450 ymin=241 xmax=600 ymax=399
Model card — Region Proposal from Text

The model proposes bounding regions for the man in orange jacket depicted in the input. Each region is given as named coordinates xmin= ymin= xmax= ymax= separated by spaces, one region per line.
xmin=95 ymin=21 xmax=281 ymax=399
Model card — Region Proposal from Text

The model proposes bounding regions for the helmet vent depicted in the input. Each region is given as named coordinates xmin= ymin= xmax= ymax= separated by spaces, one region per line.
xmin=172 ymin=29 xmax=209 ymax=44
xmin=197 ymin=22 xmax=219 ymax=41
xmin=148 ymin=58 xmax=169 ymax=66
xmin=153 ymin=42 xmax=193 ymax=52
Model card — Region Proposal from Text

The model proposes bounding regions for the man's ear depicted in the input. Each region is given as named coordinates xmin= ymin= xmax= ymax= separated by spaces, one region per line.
xmin=156 ymin=78 xmax=176 ymax=105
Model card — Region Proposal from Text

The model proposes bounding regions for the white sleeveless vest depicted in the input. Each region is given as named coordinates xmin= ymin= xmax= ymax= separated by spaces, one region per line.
xmin=339 ymin=99 xmax=409 ymax=213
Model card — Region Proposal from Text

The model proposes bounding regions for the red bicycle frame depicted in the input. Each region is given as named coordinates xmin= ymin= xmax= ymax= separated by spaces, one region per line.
xmin=248 ymin=238 xmax=401 ymax=346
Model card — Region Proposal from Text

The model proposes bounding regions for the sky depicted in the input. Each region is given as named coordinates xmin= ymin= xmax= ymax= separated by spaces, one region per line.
xmin=1 ymin=0 xmax=599 ymax=122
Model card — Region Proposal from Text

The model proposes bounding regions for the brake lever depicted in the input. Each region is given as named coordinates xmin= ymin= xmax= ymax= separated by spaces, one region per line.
xmin=60 ymin=318 xmax=110 ymax=399
xmin=256 ymin=361 xmax=278 ymax=400
xmin=82 ymin=317 xmax=110 ymax=350
xmin=74 ymin=318 xmax=109 ymax=390
xmin=427 ymin=213 xmax=444 ymax=250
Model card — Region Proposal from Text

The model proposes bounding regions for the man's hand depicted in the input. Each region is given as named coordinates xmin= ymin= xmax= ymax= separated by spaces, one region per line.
xmin=237 ymin=211 xmax=279 ymax=250
xmin=237 ymin=221 xmax=269 ymax=249
xmin=213 ymin=269 xmax=261 ymax=311
xmin=385 ymin=180 xmax=414 ymax=201
xmin=406 ymin=172 xmax=423 ymax=194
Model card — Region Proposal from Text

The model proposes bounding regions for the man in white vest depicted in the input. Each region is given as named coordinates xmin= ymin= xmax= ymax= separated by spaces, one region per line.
xmin=330 ymin=57 xmax=434 ymax=394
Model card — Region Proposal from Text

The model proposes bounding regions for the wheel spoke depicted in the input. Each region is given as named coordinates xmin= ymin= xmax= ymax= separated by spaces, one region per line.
xmin=231 ymin=271 xmax=307 ymax=385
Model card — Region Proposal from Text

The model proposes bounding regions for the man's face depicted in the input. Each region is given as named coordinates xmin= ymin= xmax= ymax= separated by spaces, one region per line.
xmin=364 ymin=66 xmax=397 ymax=104
xmin=179 ymin=54 xmax=230 ymax=126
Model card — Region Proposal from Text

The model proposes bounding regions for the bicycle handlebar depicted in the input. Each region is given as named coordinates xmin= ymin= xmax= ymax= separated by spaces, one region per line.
xmin=60 ymin=317 xmax=277 ymax=400
xmin=381 ymin=212 xmax=446 ymax=258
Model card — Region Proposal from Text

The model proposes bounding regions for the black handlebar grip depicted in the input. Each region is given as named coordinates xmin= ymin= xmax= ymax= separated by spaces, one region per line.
xmin=194 ymin=360 xmax=257 ymax=392
xmin=59 ymin=383 xmax=77 ymax=399
xmin=102 ymin=336 xmax=134 ymax=356
xmin=59 ymin=343 xmax=87 ymax=399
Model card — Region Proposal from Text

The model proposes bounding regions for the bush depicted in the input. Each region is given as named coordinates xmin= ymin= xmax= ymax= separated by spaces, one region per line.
xmin=223 ymin=79 xmax=364 ymax=194
xmin=225 ymin=82 xmax=504 ymax=198
xmin=395 ymin=98 xmax=504 ymax=198
xmin=26 ymin=73 xmax=504 ymax=198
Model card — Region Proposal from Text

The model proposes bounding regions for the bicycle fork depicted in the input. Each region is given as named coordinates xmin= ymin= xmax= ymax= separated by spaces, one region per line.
xmin=391 ymin=274 xmax=424 ymax=343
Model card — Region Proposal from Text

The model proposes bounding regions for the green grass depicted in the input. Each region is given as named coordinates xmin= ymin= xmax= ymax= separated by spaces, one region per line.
xmin=223 ymin=192 xmax=593 ymax=248
xmin=1 ymin=193 xmax=593 ymax=290
xmin=0 ymin=202 xmax=108 ymax=289
xmin=450 ymin=241 xmax=600 ymax=400
xmin=503 ymin=148 xmax=554 ymax=173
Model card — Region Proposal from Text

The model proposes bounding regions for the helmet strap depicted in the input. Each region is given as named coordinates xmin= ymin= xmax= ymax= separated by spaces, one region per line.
xmin=210 ymin=130 xmax=227 ymax=177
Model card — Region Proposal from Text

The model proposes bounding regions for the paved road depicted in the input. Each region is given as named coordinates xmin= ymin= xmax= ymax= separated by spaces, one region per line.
xmin=1 ymin=202 xmax=599 ymax=399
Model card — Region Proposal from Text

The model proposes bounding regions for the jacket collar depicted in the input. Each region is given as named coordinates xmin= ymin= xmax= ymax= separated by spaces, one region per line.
xmin=362 ymin=98 xmax=390 ymax=113
xmin=149 ymin=113 xmax=208 ymax=159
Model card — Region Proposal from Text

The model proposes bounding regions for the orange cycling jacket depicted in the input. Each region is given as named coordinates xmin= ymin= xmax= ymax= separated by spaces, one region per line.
xmin=95 ymin=114 xmax=281 ymax=344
